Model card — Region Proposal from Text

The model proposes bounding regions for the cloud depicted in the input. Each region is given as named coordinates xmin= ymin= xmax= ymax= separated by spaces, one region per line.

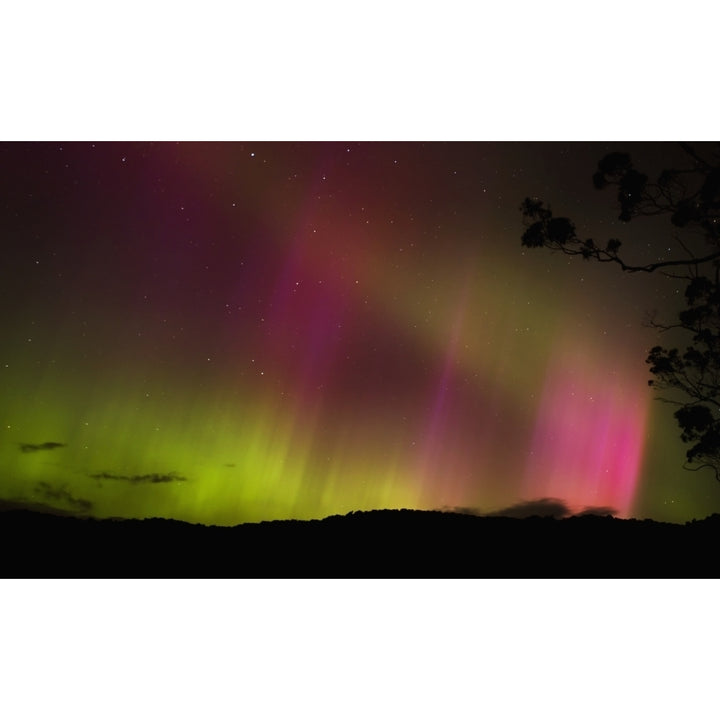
xmin=439 ymin=505 xmax=483 ymax=516
xmin=19 ymin=441 xmax=67 ymax=453
xmin=485 ymin=498 xmax=571 ymax=519
xmin=441 ymin=500 xmax=618 ymax=520
xmin=34 ymin=481 xmax=93 ymax=513
xmin=0 ymin=499 xmax=87 ymax=517
xmin=575 ymin=505 xmax=617 ymax=517
xmin=89 ymin=471 xmax=188 ymax=484
xmin=0 ymin=482 xmax=94 ymax=517
xmin=439 ymin=500 xmax=570 ymax=518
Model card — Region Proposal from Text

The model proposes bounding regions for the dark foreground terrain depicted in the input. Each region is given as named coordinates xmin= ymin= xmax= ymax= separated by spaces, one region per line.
xmin=1 ymin=508 xmax=717 ymax=578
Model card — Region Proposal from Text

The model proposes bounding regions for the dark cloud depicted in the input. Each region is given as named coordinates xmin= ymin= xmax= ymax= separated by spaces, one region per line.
xmin=0 ymin=499 xmax=86 ymax=517
xmin=34 ymin=481 xmax=93 ymax=513
xmin=19 ymin=441 xmax=66 ymax=453
xmin=486 ymin=498 xmax=571 ymax=519
xmin=575 ymin=506 xmax=617 ymax=517
xmin=439 ymin=500 xmax=570 ymax=518
xmin=0 ymin=482 xmax=93 ymax=517
xmin=439 ymin=505 xmax=482 ymax=516
xmin=441 ymin=500 xmax=618 ymax=519
xmin=89 ymin=471 xmax=188 ymax=484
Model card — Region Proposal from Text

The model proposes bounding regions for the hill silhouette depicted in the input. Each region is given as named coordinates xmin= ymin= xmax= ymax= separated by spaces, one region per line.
xmin=1 ymin=508 xmax=717 ymax=578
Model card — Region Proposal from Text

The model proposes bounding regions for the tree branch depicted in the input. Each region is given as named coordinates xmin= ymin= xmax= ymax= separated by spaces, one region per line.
xmin=555 ymin=244 xmax=720 ymax=275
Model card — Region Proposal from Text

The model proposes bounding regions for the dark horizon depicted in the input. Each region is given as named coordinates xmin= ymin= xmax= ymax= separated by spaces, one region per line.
xmin=3 ymin=505 xmax=719 ymax=580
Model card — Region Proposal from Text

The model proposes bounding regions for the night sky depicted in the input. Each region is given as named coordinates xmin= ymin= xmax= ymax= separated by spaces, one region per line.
xmin=3 ymin=140 xmax=719 ymax=525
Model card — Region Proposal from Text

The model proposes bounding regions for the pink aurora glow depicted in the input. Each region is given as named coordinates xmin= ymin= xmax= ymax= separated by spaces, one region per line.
xmin=522 ymin=349 xmax=649 ymax=517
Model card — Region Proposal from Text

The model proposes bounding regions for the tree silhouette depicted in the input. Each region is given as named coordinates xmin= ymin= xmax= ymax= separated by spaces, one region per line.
xmin=520 ymin=143 xmax=720 ymax=480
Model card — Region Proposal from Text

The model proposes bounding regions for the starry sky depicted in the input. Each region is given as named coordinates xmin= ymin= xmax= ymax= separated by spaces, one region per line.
xmin=3 ymin=141 xmax=720 ymax=525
